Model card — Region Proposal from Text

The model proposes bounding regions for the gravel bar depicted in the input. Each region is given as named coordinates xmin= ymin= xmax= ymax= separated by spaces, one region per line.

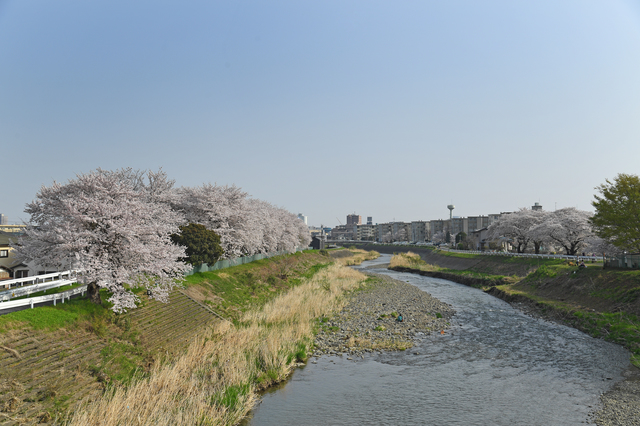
xmin=312 ymin=273 xmax=455 ymax=360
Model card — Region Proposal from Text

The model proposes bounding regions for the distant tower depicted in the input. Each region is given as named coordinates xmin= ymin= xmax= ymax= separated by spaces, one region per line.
xmin=0 ymin=214 xmax=7 ymax=225
xmin=447 ymin=205 xmax=455 ymax=221
xmin=532 ymin=202 xmax=542 ymax=211
xmin=346 ymin=214 xmax=362 ymax=225
xmin=367 ymin=216 xmax=373 ymax=225
xmin=297 ymin=213 xmax=308 ymax=225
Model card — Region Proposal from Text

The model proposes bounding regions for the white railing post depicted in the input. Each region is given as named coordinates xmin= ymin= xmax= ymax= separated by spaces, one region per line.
xmin=30 ymin=299 xmax=34 ymax=309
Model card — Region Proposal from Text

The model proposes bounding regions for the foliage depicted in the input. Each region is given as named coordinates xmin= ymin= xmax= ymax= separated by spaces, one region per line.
xmin=542 ymin=208 xmax=594 ymax=255
xmin=570 ymin=311 xmax=640 ymax=367
xmin=68 ymin=262 xmax=369 ymax=425
xmin=170 ymin=223 xmax=224 ymax=266
xmin=172 ymin=184 xmax=311 ymax=258
xmin=183 ymin=252 xmax=331 ymax=321
xmin=15 ymin=168 xmax=189 ymax=312
xmin=487 ymin=208 xmax=548 ymax=253
xmin=590 ymin=173 xmax=640 ymax=253
xmin=455 ymin=232 xmax=467 ymax=244
xmin=487 ymin=207 xmax=600 ymax=255
xmin=16 ymin=168 xmax=313 ymax=312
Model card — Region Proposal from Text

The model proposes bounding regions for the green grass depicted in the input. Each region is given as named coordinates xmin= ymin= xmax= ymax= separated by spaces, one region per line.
xmin=439 ymin=250 xmax=567 ymax=267
xmin=589 ymin=287 xmax=640 ymax=304
xmin=436 ymin=250 xmax=481 ymax=259
xmin=212 ymin=382 xmax=252 ymax=409
xmin=0 ymin=290 xmax=112 ymax=332
xmin=9 ymin=282 xmax=86 ymax=300
xmin=572 ymin=310 xmax=640 ymax=367
xmin=184 ymin=253 xmax=331 ymax=322
xmin=97 ymin=341 xmax=147 ymax=385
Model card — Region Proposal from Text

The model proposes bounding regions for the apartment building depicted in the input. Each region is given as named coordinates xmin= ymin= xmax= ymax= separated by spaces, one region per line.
xmin=356 ymin=224 xmax=376 ymax=241
xmin=411 ymin=221 xmax=430 ymax=242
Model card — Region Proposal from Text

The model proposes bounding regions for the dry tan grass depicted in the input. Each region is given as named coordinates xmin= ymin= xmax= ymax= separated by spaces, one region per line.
xmin=335 ymin=249 xmax=379 ymax=266
xmin=67 ymin=263 xmax=367 ymax=426
xmin=182 ymin=284 xmax=216 ymax=305
xmin=389 ymin=252 xmax=440 ymax=271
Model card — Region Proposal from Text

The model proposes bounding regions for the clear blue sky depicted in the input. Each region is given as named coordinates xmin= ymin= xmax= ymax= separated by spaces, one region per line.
xmin=2 ymin=1 xmax=640 ymax=227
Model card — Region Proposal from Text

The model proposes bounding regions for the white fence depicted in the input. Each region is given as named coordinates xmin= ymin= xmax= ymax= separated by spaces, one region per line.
xmin=0 ymin=278 xmax=78 ymax=301
xmin=0 ymin=270 xmax=82 ymax=313
xmin=0 ymin=270 xmax=78 ymax=290
xmin=0 ymin=285 xmax=88 ymax=312
xmin=0 ymin=248 xmax=308 ymax=315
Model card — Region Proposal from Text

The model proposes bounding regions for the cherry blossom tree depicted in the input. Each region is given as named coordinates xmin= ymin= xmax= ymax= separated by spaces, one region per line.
xmin=15 ymin=168 xmax=189 ymax=313
xmin=487 ymin=208 xmax=549 ymax=253
xmin=380 ymin=231 xmax=392 ymax=243
xmin=540 ymin=208 xmax=594 ymax=256
xmin=172 ymin=184 xmax=310 ymax=257
xmin=432 ymin=230 xmax=446 ymax=243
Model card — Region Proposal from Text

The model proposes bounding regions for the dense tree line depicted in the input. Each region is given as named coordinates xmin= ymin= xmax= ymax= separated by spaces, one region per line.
xmin=15 ymin=168 xmax=311 ymax=312
xmin=486 ymin=207 xmax=601 ymax=255
xmin=487 ymin=174 xmax=640 ymax=256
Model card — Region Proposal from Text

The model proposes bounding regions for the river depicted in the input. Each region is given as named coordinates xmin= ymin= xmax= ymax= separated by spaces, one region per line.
xmin=245 ymin=254 xmax=630 ymax=425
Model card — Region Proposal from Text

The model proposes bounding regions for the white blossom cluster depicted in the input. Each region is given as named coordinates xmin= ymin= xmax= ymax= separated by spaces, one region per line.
xmin=172 ymin=184 xmax=310 ymax=258
xmin=15 ymin=168 xmax=311 ymax=312
xmin=487 ymin=207 xmax=612 ymax=255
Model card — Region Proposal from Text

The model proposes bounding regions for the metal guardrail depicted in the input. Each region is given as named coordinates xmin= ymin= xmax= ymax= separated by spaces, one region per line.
xmin=0 ymin=270 xmax=78 ymax=290
xmin=0 ymin=285 xmax=88 ymax=312
xmin=0 ymin=279 xmax=78 ymax=301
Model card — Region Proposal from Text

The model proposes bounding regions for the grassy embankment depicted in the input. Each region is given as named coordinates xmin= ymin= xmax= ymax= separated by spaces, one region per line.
xmin=389 ymin=251 xmax=640 ymax=368
xmin=0 ymin=249 xmax=377 ymax=423
xmin=388 ymin=251 xmax=526 ymax=286
xmin=66 ymin=248 xmax=377 ymax=425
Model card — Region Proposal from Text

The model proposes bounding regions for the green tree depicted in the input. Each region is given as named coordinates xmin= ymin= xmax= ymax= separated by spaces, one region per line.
xmin=455 ymin=232 xmax=467 ymax=244
xmin=171 ymin=223 xmax=224 ymax=266
xmin=590 ymin=173 xmax=640 ymax=253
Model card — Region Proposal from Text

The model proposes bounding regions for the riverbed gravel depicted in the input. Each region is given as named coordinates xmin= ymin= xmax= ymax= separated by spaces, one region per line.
xmin=312 ymin=273 xmax=454 ymax=359
xmin=592 ymin=365 xmax=640 ymax=426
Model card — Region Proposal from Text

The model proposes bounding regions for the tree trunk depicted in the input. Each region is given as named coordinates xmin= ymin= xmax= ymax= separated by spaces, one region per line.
xmin=87 ymin=282 xmax=102 ymax=305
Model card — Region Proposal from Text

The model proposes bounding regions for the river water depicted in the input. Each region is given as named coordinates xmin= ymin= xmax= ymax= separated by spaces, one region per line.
xmin=246 ymin=254 xmax=630 ymax=425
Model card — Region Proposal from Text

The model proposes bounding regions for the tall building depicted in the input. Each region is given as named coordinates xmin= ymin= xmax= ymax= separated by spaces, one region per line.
xmin=532 ymin=202 xmax=543 ymax=211
xmin=346 ymin=214 xmax=362 ymax=225
xmin=297 ymin=213 xmax=308 ymax=225
xmin=411 ymin=221 xmax=429 ymax=242
xmin=367 ymin=216 xmax=373 ymax=225
xmin=0 ymin=214 xmax=7 ymax=225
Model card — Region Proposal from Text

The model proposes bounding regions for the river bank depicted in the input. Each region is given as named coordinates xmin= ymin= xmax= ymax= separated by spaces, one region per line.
xmin=65 ymin=251 xmax=373 ymax=425
xmin=387 ymin=251 xmax=640 ymax=426
xmin=486 ymin=286 xmax=640 ymax=426
xmin=312 ymin=273 xmax=454 ymax=358
xmin=250 ymin=253 xmax=630 ymax=426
